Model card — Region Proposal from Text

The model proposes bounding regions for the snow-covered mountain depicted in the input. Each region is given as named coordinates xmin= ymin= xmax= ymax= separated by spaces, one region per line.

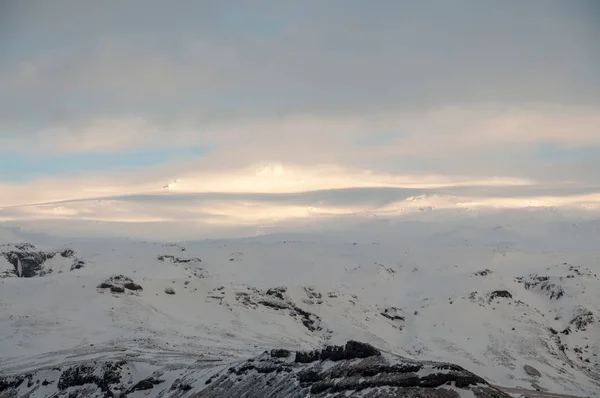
xmin=0 ymin=214 xmax=599 ymax=397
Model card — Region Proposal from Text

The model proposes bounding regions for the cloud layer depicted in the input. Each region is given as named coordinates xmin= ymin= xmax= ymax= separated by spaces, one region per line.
xmin=1 ymin=1 xmax=599 ymax=237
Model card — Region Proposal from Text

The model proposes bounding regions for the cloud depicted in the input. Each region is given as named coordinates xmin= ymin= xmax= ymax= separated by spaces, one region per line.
xmin=0 ymin=160 xmax=535 ymax=208
xmin=3 ymin=106 xmax=599 ymax=188
xmin=2 ymin=1 xmax=598 ymax=131
xmin=4 ymin=184 xmax=600 ymax=242
xmin=1 ymin=1 xmax=599 ymax=237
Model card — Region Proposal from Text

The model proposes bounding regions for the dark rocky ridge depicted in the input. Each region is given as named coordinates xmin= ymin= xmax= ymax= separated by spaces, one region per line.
xmin=200 ymin=341 xmax=511 ymax=398
xmin=0 ymin=341 xmax=511 ymax=398
xmin=295 ymin=340 xmax=382 ymax=363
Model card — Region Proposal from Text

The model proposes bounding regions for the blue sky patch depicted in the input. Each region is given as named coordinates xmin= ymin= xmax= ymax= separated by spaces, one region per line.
xmin=535 ymin=142 xmax=600 ymax=163
xmin=0 ymin=146 xmax=209 ymax=182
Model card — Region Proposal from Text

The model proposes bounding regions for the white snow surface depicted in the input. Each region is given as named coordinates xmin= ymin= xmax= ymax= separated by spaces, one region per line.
xmin=1 ymin=211 xmax=599 ymax=396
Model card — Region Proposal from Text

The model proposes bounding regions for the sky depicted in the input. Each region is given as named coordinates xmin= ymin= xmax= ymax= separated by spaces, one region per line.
xmin=1 ymin=1 xmax=600 ymax=238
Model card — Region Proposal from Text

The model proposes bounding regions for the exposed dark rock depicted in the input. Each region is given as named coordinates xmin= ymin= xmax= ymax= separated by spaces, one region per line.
xmin=200 ymin=341 xmax=510 ymax=398
xmin=165 ymin=287 xmax=176 ymax=295
xmin=124 ymin=282 xmax=143 ymax=291
xmin=97 ymin=275 xmax=143 ymax=295
xmin=70 ymin=260 xmax=85 ymax=270
xmin=170 ymin=378 xmax=193 ymax=391
xmin=259 ymin=300 xmax=289 ymax=310
xmin=61 ymin=249 xmax=75 ymax=258
xmin=515 ymin=274 xmax=565 ymax=300
xmin=1 ymin=243 xmax=56 ymax=277
xmin=271 ymin=349 xmax=291 ymax=358
xmin=524 ymin=364 xmax=541 ymax=377
xmin=381 ymin=307 xmax=405 ymax=322
xmin=295 ymin=341 xmax=381 ymax=363
xmin=237 ymin=287 xmax=323 ymax=332
xmin=570 ymin=308 xmax=594 ymax=331
xmin=101 ymin=275 xmax=132 ymax=285
xmin=174 ymin=257 xmax=201 ymax=263
xmin=0 ymin=243 xmax=83 ymax=278
xmin=488 ymin=290 xmax=513 ymax=302
xmin=0 ymin=341 xmax=514 ymax=398
xmin=57 ymin=361 xmax=125 ymax=397
xmin=158 ymin=255 xmax=201 ymax=264
xmin=303 ymin=287 xmax=324 ymax=304
xmin=266 ymin=286 xmax=287 ymax=300
xmin=126 ymin=377 xmax=164 ymax=392
xmin=474 ymin=269 xmax=492 ymax=276
xmin=0 ymin=375 xmax=27 ymax=392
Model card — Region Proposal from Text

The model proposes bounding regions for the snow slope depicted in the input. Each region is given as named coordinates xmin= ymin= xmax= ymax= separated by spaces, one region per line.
xmin=0 ymin=212 xmax=599 ymax=396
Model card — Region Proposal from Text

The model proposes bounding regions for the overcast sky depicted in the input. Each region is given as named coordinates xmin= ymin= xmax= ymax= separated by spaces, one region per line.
xmin=1 ymin=1 xmax=599 ymax=235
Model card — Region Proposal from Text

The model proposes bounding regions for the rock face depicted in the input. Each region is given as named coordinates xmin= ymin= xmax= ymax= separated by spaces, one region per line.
xmin=0 ymin=341 xmax=511 ymax=398
xmin=1 ymin=243 xmax=56 ymax=277
xmin=1 ymin=243 xmax=84 ymax=278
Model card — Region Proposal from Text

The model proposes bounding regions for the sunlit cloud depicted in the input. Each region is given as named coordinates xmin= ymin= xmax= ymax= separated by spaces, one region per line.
xmin=1 ymin=1 xmax=599 ymax=239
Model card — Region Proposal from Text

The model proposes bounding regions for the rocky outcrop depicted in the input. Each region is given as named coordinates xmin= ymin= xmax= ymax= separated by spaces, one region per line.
xmin=488 ymin=290 xmax=512 ymax=301
xmin=294 ymin=341 xmax=382 ymax=363
xmin=516 ymin=274 xmax=565 ymax=300
xmin=70 ymin=260 xmax=85 ymax=271
xmin=1 ymin=243 xmax=84 ymax=277
xmin=97 ymin=275 xmax=143 ymax=293
xmin=0 ymin=341 xmax=511 ymax=398
xmin=57 ymin=361 xmax=125 ymax=394
xmin=157 ymin=254 xmax=206 ymax=279
xmin=158 ymin=255 xmax=201 ymax=264
xmin=235 ymin=286 xmax=323 ymax=332
xmin=380 ymin=306 xmax=405 ymax=323
xmin=474 ymin=269 xmax=492 ymax=277
xmin=1 ymin=243 xmax=56 ymax=277
xmin=524 ymin=364 xmax=541 ymax=378
xmin=200 ymin=341 xmax=511 ymax=398
xmin=569 ymin=307 xmax=594 ymax=331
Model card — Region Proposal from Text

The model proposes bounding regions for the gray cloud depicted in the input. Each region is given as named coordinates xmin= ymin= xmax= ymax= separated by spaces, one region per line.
xmin=1 ymin=0 xmax=600 ymax=198
xmin=1 ymin=0 xmax=599 ymax=133
xmin=3 ymin=183 xmax=600 ymax=242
